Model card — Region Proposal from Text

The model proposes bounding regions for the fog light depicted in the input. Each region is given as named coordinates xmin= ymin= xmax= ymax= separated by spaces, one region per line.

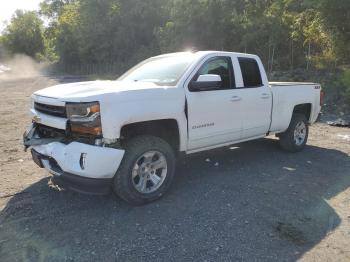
xmin=80 ymin=153 xmax=87 ymax=170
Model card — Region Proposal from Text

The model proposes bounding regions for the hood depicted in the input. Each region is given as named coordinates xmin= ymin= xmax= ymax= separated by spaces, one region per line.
xmin=33 ymin=80 xmax=177 ymax=102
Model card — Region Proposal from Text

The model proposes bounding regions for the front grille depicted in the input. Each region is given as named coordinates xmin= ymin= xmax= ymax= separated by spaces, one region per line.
xmin=34 ymin=102 xmax=66 ymax=118
xmin=36 ymin=124 xmax=97 ymax=145
xmin=37 ymin=124 xmax=66 ymax=138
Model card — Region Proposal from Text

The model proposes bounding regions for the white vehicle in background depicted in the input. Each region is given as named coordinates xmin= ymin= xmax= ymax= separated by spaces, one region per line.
xmin=0 ymin=64 xmax=11 ymax=73
xmin=23 ymin=51 xmax=323 ymax=205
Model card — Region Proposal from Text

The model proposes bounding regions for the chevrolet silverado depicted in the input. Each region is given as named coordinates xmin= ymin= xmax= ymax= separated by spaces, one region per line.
xmin=23 ymin=51 xmax=323 ymax=205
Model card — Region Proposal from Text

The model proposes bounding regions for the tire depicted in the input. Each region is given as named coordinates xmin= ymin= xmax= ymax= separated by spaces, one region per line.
xmin=279 ymin=113 xmax=309 ymax=152
xmin=113 ymin=135 xmax=176 ymax=205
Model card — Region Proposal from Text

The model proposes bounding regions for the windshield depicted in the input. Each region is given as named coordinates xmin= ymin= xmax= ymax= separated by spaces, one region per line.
xmin=118 ymin=54 xmax=196 ymax=86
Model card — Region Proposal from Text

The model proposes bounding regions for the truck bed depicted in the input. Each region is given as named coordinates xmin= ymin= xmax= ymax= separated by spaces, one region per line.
xmin=269 ymin=82 xmax=321 ymax=134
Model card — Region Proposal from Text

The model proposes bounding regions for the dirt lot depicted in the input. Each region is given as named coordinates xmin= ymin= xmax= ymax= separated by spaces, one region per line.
xmin=0 ymin=76 xmax=349 ymax=262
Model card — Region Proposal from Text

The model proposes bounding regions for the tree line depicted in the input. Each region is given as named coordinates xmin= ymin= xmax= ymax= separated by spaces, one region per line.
xmin=1 ymin=0 xmax=349 ymax=72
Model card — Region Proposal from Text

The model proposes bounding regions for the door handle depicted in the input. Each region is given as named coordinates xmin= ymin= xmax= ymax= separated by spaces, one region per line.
xmin=230 ymin=96 xmax=242 ymax=102
xmin=261 ymin=93 xmax=271 ymax=99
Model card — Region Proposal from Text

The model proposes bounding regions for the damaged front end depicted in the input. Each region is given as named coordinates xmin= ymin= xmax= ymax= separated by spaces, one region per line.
xmin=23 ymin=123 xmax=65 ymax=151
xmin=23 ymin=121 xmax=104 ymax=152
xmin=23 ymin=109 xmax=125 ymax=195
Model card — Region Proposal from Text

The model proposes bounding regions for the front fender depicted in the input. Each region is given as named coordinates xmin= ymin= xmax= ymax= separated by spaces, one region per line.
xmin=100 ymin=98 xmax=188 ymax=152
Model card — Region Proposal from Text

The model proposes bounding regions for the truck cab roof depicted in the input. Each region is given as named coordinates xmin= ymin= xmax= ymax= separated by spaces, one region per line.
xmin=155 ymin=50 xmax=260 ymax=59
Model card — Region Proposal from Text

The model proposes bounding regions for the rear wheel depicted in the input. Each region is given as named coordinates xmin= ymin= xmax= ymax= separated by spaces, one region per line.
xmin=279 ymin=113 xmax=309 ymax=152
xmin=113 ymin=135 xmax=176 ymax=205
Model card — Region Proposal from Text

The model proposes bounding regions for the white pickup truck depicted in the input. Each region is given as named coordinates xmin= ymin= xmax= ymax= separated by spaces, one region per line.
xmin=23 ymin=51 xmax=323 ymax=205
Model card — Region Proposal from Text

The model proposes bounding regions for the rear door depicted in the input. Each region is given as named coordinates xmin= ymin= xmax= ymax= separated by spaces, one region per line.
xmin=185 ymin=55 xmax=242 ymax=150
xmin=234 ymin=57 xmax=272 ymax=139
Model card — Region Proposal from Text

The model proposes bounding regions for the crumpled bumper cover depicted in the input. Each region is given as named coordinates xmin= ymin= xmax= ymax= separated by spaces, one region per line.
xmin=33 ymin=141 xmax=125 ymax=179
xmin=33 ymin=147 xmax=114 ymax=194
xmin=24 ymin=122 xmax=125 ymax=194
xmin=30 ymin=142 xmax=125 ymax=195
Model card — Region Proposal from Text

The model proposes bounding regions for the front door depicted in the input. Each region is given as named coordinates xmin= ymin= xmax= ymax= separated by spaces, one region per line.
xmin=185 ymin=56 xmax=242 ymax=150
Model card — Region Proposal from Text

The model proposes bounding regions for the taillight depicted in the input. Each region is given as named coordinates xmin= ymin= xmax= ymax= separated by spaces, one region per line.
xmin=320 ymin=90 xmax=325 ymax=107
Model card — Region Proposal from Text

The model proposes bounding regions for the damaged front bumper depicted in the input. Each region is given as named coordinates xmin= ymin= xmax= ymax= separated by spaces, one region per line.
xmin=23 ymin=124 xmax=64 ymax=150
xmin=23 ymin=124 xmax=125 ymax=195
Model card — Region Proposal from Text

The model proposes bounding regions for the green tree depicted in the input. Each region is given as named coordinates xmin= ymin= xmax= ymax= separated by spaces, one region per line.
xmin=40 ymin=0 xmax=76 ymax=19
xmin=27 ymin=0 xmax=349 ymax=70
xmin=157 ymin=0 xmax=245 ymax=53
xmin=318 ymin=0 xmax=350 ymax=64
xmin=54 ymin=2 xmax=81 ymax=64
xmin=77 ymin=0 xmax=165 ymax=64
xmin=42 ymin=0 xmax=166 ymax=66
xmin=1 ymin=10 xmax=45 ymax=57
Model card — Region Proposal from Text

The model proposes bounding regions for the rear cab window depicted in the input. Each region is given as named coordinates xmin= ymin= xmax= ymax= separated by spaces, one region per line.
xmin=238 ymin=57 xmax=263 ymax=88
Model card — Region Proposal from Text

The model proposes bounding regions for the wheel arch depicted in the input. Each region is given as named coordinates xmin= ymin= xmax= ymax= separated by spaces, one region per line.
xmin=120 ymin=119 xmax=183 ymax=154
xmin=274 ymin=103 xmax=313 ymax=135
xmin=293 ymin=103 xmax=312 ymax=123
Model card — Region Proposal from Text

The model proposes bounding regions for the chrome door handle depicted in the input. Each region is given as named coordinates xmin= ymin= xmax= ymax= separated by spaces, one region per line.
xmin=261 ymin=93 xmax=270 ymax=99
xmin=230 ymin=96 xmax=242 ymax=102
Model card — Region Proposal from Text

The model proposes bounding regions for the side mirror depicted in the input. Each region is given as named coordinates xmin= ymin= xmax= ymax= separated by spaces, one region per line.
xmin=189 ymin=74 xmax=222 ymax=91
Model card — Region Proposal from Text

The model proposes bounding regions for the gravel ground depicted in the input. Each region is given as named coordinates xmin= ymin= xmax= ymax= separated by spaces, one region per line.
xmin=0 ymin=76 xmax=349 ymax=262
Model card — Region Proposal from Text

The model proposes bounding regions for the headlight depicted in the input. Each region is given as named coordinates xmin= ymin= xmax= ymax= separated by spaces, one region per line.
xmin=66 ymin=102 xmax=102 ymax=136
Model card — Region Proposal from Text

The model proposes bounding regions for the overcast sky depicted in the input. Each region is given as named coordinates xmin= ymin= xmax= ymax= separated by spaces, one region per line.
xmin=0 ymin=0 xmax=42 ymax=31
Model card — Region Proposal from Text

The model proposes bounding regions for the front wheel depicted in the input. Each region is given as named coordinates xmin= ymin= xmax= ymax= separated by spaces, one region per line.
xmin=113 ymin=136 xmax=176 ymax=205
xmin=279 ymin=113 xmax=309 ymax=152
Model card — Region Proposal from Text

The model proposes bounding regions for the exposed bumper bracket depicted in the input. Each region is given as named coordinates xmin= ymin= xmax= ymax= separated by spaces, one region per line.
xmin=23 ymin=123 xmax=63 ymax=151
